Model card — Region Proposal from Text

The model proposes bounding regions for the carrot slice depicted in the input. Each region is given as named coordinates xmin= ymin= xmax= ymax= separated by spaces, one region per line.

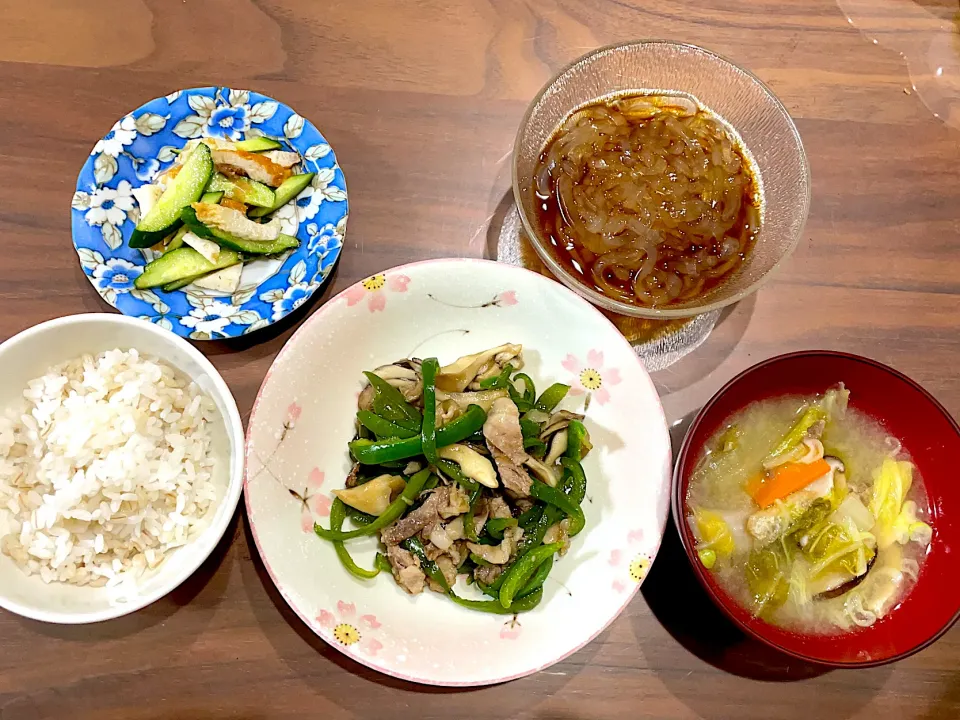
xmin=748 ymin=459 xmax=831 ymax=509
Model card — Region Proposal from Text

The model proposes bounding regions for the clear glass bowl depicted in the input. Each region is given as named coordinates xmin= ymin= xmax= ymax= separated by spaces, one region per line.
xmin=512 ymin=41 xmax=811 ymax=319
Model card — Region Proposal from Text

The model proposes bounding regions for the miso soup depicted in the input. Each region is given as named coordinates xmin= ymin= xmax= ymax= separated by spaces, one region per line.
xmin=686 ymin=385 xmax=931 ymax=633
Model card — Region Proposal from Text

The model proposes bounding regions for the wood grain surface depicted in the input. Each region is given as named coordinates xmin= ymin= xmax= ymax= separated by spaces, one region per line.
xmin=1 ymin=1 xmax=958 ymax=718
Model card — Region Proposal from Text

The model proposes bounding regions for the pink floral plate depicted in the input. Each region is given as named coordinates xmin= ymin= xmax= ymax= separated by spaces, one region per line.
xmin=244 ymin=258 xmax=672 ymax=686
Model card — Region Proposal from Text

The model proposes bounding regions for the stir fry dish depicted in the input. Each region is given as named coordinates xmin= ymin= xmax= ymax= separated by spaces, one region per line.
xmin=687 ymin=386 xmax=933 ymax=632
xmin=312 ymin=344 xmax=593 ymax=614
xmin=129 ymin=136 xmax=315 ymax=293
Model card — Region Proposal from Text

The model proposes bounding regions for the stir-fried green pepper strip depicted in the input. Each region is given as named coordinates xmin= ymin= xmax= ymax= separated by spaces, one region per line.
xmin=765 ymin=405 xmax=826 ymax=464
xmin=535 ymin=383 xmax=570 ymax=413
xmin=565 ymin=420 xmax=589 ymax=461
xmin=374 ymin=553 xmax=393 ymax=574
xmin=521 ymin=505 xmax=564 ymax=553
xmin=349 ymin=405 xmax=487 ymax=464
xmin=530 ymin=480 xmax=586 ymax=536
xmin=363 ymin=371 xmax=422 ymax=430
xmin=478 ymin=363 xmax=515 ymax=390
xmin=523 ymin=436 xmax=547 ymax=458
xmin=423 ymin=474 xmax=440 ymax=491
xmin=514 ymin=373 xmax=536 ymax=401
xmin=435 ymin=458 xmax=480 ymax=495
xmin=476 ymin=580 xmax=500 ymax=599
xmin=559 ymin=456 xmax=587 ymax=506
xmin=407 ymin=538 xmax=545 ymax=614
xmin=509 ymin=373 xmax=537 ymax=412
xmin=499 ymin=543 xmax=562 ymax=609
xmin=451 ymin=587 xmax=543 ymax=614
xmin=356 ymin=410 xmax=418 ymax=439
xmin=403 ymin=536 xmax=449 ymax=587
xmin=330 ymin=499 xmax=380 ymax=579
xmin=519 ymin=417 xmax=541 ymax=439
xmin=485 ymin=517 xmax=518 ymax=540
xmin=463 ymin=487 xmax=482 ymax=542
xmin=345 ymin=506 xmax=375 ymax=526
xmin=420 ymin=357 xmax=440 ymax=464
xmin=518 ymin=554 xmax=553 ymax=598
xmin=314 ymin=469 xmax=431 ymax=541
xmin=518 ymin=504 xmax=544 ymax=529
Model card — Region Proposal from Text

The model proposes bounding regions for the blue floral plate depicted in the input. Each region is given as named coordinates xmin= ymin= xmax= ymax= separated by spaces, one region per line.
xmin=71 ymin=87 xmax=347 ymax=340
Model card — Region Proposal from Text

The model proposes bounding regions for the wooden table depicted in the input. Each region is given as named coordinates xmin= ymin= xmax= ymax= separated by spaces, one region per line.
xmin=1 ymin=0 xmax=958 ymax=717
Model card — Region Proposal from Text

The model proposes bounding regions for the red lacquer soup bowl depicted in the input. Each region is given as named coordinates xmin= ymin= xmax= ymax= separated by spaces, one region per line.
xmin=672 ymin=351 xmax=960 ymax=666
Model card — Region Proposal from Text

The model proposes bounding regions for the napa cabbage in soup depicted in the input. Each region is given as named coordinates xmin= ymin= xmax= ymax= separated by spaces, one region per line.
xmin=686 ymin=386 xmax=932 ymax=633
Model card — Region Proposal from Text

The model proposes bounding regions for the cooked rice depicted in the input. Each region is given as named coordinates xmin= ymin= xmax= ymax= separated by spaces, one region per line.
xmin=0 ymin=348 xmax=219 ymax=592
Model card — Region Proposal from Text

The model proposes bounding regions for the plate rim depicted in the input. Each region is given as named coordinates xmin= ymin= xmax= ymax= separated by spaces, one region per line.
xmin=243 ymin=257 xmax=672 ymax=686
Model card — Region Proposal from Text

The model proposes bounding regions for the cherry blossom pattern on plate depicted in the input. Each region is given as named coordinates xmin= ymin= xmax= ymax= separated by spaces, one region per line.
xmin=248 ymin=401 xmax=302 ymax=482
xmin=71 ymin=86 xmax=347 ymax=339
xmin=610 ymin=528 xmax=652 ymax=593
xmin=317 ymin=601 xmax=384 ymax=656
xmin=290 ymin=468 xmax=333 ymax=533
xmin=500 ymin=615 xmax=525 ymax=640
xmin=562 ymin=349 xmax=622 ymax=406
xmin=248 ymin=401 xmax=332 ymax=531
xmin=426 ymin=290 xmax=518 ymax=309
xmin=345 ymin=273 xmax=411 ymax=312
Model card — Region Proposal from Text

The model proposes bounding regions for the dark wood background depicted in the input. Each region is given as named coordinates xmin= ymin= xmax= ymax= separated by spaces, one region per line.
xmin=0 ymin=1 xmax=958 ymax=718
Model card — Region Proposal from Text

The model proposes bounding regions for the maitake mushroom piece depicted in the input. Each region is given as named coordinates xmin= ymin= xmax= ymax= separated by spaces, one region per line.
xmin=435 ymin=344 xmax=523 ymax=393
xmin=358 ymin=359 xmax=423 ymax=411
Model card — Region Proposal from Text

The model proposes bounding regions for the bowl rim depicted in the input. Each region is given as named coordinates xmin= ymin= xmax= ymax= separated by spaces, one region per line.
xmin=243 ymin=256 xmax=674 ymax=686
xmin=0 ymin=313 xmax=245 ymax=624
xmin=511 ymin=39 xmax=812 ymax=319
xmin=671 ymin=349 xmax=960 ymax=667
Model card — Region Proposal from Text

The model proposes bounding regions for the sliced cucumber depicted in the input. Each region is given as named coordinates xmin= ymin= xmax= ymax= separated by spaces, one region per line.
xmin=162 ymin=273 xmax=217 ymax=292
xmin=200 ymin=190 xmax=224 ymax=204
xmin=162 ymin=276 xmax=200 ymax=292
xmin=164 ymin=226 xmax=189 ymax=254
xmin=207 ymin=173 xmax=276 ymax=208
xmin=162 ymin=263 xmax=239 ymax=292
xmin=181 ymin=206 xmax=300 ymax=255
xmin=135 ymin=247 xmax=241 ymax=289
xmin=234 ymin=137 xmax=282 ymax=152
xmin=130 ymin=143 xmax=213 ymax=248
xmin=208 ymin=232 xmax=298 ymax=255
xmin=248 ymin=172 xmax=315 ymax=218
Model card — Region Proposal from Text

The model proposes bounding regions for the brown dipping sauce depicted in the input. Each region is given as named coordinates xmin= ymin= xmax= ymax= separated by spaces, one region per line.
xmin=532 ymin=93 xmax=761 ymax=308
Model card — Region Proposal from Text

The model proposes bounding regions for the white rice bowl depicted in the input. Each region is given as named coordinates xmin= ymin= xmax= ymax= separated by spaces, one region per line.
xmin=0 ymin=314 xmax=243 ymax=624
xmin=0 ymin=349 xmax=218 ymax=593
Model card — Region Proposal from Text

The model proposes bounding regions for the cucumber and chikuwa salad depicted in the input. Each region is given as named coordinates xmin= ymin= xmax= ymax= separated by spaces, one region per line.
xmin=130 ymin=136 xmax=317 ymax=293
